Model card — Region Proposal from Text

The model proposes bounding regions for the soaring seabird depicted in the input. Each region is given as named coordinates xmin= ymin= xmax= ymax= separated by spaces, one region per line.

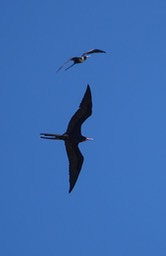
xmin=40 ymin=85 xmax=93 ymax=193
xmin=57 ymin=49 xmax=106 ymax=72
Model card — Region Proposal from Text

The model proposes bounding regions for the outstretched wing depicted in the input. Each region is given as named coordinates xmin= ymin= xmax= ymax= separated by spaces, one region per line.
xmin=82 ymin=49 xmax=106 ymax=56
xmin=64 ymin=63 xmax=76 ymax=71
xmin=65 ymin=141 xmax=84 ymax=193
xmin=57 ymin=58 xmax=74 ymax=72
xmin=66 ymin=85 xmax=92 ymax=136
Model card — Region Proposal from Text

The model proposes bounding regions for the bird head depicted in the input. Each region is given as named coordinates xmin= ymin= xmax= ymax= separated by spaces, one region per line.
xmin=80 ymin=136 xmax=93 ymax=142
xmin=84 ymin=55 xmax=91 ymax=60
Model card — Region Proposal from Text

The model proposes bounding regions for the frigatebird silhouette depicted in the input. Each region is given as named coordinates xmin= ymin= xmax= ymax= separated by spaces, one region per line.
xmin=40 ymin=85 xmax=93 ymax=193
xmin=57 ymin=49 xmax=106 ymax=72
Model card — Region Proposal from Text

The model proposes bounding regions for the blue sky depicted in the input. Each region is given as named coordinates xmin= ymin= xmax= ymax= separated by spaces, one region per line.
xmin=1 ymin=0 xmax=166 ymax=255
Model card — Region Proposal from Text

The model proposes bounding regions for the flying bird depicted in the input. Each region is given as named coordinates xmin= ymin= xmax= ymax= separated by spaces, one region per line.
xmin=40 ymin=85 xmax=93 ymax=193
xmin=57 ymin=49 xmax=106 ymax=72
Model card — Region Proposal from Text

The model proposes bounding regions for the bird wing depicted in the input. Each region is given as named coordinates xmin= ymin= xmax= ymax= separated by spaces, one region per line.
xmin=82 ymin=49 xmax=106 ymax=56
xmin=64 ymin=63 xmax=76 ymax=71
xmin=57 ymin=58 xmax=74 ymax=72
xmin=65 ymin=141 xmax=84 ymax=193
xmin=66 ymin=85 xmax=92 ymax=136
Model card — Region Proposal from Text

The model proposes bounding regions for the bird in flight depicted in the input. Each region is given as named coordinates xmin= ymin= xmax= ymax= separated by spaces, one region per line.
xmin=40 ymin=85 xmax=93 ymax=193
xmin=57 ymin=49 xmax=106 ymax=72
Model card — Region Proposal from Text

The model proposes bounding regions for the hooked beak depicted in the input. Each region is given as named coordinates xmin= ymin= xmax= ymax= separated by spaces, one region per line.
xmin=85 ymin=137 xmax=94 ymax=141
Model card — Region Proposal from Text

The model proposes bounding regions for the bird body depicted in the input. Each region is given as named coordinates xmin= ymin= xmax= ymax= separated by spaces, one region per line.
xmin=71 ymin=56 xmax=87 ymax=63
xmin=57 ymin=48 xmax=106 ymax=72
xmin=40 ymin=133 xmax=87 ymax=144
xmin=40 ymin=85 xmax=92 ymax=193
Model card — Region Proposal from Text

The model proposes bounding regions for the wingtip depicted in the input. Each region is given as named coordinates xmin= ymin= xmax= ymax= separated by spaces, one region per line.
xmin=69 ymin=182 xmax=76 ymax=193
xmin=86 ymin=84 xmax=91 ymax=94
xmin=68 ymin=187 xmax=73 ymax=193
xmin=57 ymin=67 xmax=62 ymax=73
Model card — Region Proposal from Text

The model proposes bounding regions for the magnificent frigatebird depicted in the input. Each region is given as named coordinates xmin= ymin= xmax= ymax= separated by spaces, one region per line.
xmin=57 ymin=49 xmax=106 ymax=72
xmin=40 ymin=85 xmax=93 ymax=193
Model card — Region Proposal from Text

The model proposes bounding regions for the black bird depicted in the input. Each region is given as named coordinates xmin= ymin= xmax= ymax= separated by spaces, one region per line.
xmin=57 ymin=49 xmax=106 ymax=72
xmin=40 ymin=85 xmax=93 ymax=193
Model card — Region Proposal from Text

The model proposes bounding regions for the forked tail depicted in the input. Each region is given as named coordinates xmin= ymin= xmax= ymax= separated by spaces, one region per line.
xmin=40 ymin=133 xmax=65 ymax=140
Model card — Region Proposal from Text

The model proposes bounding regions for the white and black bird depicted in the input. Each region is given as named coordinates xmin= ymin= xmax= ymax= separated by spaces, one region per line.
xmin=57 ymin=49 xmax=106 ymax=72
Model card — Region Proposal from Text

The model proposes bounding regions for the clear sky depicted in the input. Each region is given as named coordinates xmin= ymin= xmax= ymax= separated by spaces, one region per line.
xmin=1 ymin=0 xmax=166 ymax=255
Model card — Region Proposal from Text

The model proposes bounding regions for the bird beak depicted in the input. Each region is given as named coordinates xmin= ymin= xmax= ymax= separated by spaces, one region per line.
xmin=85 ymin=137 xmax=94 ymax=141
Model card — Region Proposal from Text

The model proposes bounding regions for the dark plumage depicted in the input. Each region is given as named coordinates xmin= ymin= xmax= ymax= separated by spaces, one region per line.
xmin=57 ymin=48 xmax=106 ymax=72
xmin=40 ymin=85 xmax=93 ymax=193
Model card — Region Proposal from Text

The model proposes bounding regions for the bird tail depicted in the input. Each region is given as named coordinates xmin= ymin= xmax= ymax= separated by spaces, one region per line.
xmin=40 ymin=133 xmax=65 ymax=140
